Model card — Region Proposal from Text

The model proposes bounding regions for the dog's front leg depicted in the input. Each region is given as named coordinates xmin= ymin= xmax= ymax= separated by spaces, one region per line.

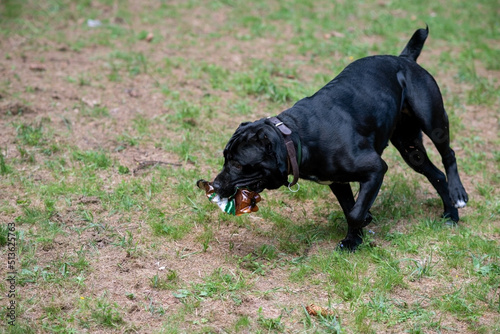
xmin=330 ymin=182 xmax=373 ymax=226
xmin=339 ymin=158 xmax=387 ymax=251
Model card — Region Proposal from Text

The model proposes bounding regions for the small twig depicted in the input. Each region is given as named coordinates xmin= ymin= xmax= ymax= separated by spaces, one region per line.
xmin=132 ymin=159 xmax=182 ymax=175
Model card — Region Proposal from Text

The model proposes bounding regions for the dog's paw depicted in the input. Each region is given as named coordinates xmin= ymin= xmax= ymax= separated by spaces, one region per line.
xmin=337 ymin=241 xmax=356 ymax=252
xmin=449 ymin=184 xmax=468 ymax=209
xmin=338 ymin=235 xmax=363 ymax=252
xmin=442 ymin=210 xmax=459 ymax=225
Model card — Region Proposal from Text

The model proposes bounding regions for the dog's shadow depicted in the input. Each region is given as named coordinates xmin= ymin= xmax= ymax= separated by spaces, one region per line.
xmin=214 ymin=174 xmax=444 ymax=260
xmin=216 ymin=207 xmax=346 ymax=260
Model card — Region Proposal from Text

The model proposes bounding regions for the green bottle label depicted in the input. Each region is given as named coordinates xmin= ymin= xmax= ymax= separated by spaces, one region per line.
xmin=225 ymin=198 xmax=236 ymax=215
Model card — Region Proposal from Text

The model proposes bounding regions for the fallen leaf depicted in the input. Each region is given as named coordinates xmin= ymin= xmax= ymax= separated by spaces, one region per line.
xmin=305 ymin=304 xmax=335 ymax=317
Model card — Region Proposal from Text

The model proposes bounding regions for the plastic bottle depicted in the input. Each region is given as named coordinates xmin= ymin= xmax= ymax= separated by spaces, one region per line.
xmin=196 ymin=179 xmax=261 ymax=216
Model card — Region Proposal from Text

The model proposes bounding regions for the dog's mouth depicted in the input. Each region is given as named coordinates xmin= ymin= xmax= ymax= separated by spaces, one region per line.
xmin=232 ymin=180 xmax=263 ymax=195
xmin=219 ymin=179 xmax=263 ymax=199
xmin=214 ymin=170 xmax=269 ymax=198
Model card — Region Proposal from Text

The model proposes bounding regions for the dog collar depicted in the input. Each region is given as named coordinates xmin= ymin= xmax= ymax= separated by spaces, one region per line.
xmin=267 ymin=116 xmax=301 ymax=189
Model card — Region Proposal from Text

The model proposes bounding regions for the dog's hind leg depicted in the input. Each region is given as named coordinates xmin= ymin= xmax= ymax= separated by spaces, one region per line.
xmin=390 ymin=115 xmax=460 ymax=222
xmin=421 ymin=115 xmax=468 ymax=211
xmin=404 ymin=80 xmax=469 ymax=212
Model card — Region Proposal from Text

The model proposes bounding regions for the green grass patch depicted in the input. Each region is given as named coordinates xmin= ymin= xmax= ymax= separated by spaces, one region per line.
xmin=72 ymin=150 xmax=112 ymax=169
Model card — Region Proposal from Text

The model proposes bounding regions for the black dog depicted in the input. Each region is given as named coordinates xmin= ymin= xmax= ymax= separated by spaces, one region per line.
xmin=213 ymin=27 xmax=468 ymax=250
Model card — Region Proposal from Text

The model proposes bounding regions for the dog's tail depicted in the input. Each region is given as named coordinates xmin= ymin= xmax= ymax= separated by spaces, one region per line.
xmin=399 ymin=25 xmax=429 ymax=61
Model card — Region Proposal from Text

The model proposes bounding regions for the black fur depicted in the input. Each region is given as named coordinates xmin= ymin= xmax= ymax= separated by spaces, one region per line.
xmin=213 ymin=27 xmax=468 ymax=250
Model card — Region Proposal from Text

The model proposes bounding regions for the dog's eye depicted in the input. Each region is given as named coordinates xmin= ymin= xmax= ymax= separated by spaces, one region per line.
xmin=230 ymin=161 xmax=243 ymax=171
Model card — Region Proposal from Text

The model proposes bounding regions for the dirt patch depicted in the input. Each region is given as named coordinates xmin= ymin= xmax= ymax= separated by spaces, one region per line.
xmin=0 ymin=102 xmax=36 ymax=116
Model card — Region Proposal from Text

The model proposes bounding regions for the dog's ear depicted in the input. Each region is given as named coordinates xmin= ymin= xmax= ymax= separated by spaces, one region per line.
xmin=236 ymin=122 xmax=251 ymax=130
xmin=226 ymin=122 xmax=253 ymax=154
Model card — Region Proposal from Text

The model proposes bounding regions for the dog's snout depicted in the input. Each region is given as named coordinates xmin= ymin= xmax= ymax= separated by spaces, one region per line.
xmin=212 ymin=179 xmax=221 ymax=192
xmin=212 ymin=174 xmax=236 ymax=198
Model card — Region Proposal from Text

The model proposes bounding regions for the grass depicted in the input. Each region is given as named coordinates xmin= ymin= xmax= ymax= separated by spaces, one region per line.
xmin=0 ymin=0 xmax=499 ymax=332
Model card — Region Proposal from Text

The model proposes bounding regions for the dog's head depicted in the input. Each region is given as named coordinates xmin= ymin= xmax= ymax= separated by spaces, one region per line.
xmin=213 ymin=119 xmax=289 ymax=198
